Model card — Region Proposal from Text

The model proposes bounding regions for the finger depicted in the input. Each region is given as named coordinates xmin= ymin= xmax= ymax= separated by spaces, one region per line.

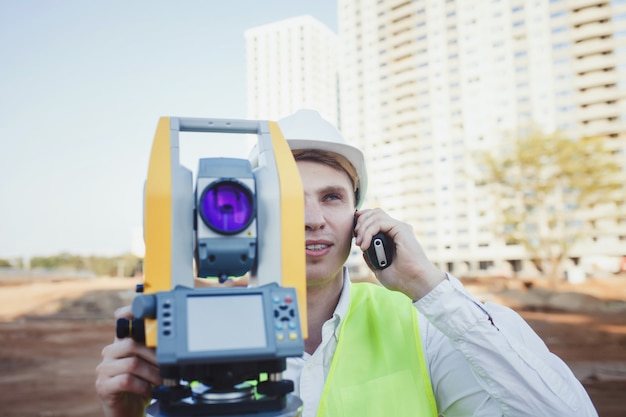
xmin=355 ymin=209 xmax=390 ymax=249
xmin=96 ymin=371 xmax=155 ymax=400
xmin=114 ymin=305 xmax=133 ymax=320
xmin=353 ymin=209 xmax=373 ymax=247
xmin=97 ymin=355 xmax=162 ymax=387
xmin=102 ymin=338 xmax=158 ymax=365
xmin=111 ymin=306 xmax=138 ymax=343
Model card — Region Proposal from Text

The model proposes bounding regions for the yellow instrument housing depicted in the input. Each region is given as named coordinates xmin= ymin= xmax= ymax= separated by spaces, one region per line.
xmin=142 ymin=117 xmax=307 ymax=347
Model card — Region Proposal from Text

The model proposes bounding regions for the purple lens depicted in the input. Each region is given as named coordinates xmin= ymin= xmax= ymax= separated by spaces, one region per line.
xmin=200 ymin=181 xmax=254 ymax=234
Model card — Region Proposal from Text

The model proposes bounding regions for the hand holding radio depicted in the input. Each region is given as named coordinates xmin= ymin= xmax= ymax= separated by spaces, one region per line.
xmin=353 ymin=210 xmax=395 ymax=270
xmin=354 ymin=208 xmax=446 ymax=301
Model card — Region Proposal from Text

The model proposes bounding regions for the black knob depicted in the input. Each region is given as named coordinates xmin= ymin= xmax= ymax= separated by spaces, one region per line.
xmin=116 ymin=318 xmax=145 ymax=343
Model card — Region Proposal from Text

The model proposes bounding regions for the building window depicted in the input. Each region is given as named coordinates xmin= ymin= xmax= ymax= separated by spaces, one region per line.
xmin=552 ymin=41 xmax=569 ymax=50
xmin=550 ymin=10 xmax=566 ymax=18
xmin=479 ymin=260 xmax=494 ymax=270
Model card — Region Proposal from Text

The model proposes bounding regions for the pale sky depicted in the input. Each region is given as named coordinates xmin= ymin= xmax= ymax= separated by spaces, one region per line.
xmin=0 ymin=0 xmax=337 ymax=259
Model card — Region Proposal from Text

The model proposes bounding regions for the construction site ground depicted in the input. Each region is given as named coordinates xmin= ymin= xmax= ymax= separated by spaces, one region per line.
xmin=0 ymin=275 xmax=625 ymax=417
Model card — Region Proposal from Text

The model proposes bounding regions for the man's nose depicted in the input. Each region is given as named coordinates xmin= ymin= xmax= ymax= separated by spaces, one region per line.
xmin=304 ymin=200 xmax=325 ymax=230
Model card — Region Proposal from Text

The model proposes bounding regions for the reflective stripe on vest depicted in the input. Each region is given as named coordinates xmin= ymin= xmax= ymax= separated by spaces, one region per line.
xmin=316 ymin=282 xmax=438 ymax=417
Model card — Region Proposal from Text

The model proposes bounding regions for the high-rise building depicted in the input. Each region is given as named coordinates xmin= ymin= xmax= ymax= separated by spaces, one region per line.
xmin=244 ymin=15 xmax=339 ymax=123
xmin=551 ymin=0 xmax=626 ymax=261
xmin=337 ymin=0 xmax=626 ymax=276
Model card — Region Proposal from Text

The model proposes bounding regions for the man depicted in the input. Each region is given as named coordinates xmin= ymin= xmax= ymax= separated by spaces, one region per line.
xmin=96 ymin=109 xmax=598 ymax=416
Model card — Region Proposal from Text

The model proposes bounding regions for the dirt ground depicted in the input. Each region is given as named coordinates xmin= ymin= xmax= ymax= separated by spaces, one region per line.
xmin=0 ymin=276 xmax=625 ymax=417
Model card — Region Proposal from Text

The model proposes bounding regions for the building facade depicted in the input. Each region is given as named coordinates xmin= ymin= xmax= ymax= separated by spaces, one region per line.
xmin=245 ymin=15 xmax=339 ymax=123
xmin=337 ymin=0 xmax=626 ymax=277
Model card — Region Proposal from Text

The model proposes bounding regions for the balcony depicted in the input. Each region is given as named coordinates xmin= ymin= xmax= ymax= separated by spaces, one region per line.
xmin=388 ymin=41 xmax=416 ymax=63
xmin=569 ymin=0 xmax=608 ymax=11
xmin=568 ymin=5 xmax=611 ymax=27
xmin=575 ymin=86 xmax=621 ymax=105
xmin=573 ymin=52 xmax=616 ymax=73
xmin=571 ymin=21 xmax=613 ymax=42
xmin=573 ymin=68 xmax=618 ymax=89
xmin=386 ymin=1 xmax=415 ymax=24
xmin=388 ymin=108 xmax=420 ymax=128
xmin=578 ymin=119 xmax=624 ymax=136
xmin=388 ymin=67 xmax=419 ymax=88
xmin=386 ymin=24 xmax=414 ymax=47
xmin=571 ymin=37 xmax=614 ymax=58
xmin=578 ymin=102 xmax=621 ymax=121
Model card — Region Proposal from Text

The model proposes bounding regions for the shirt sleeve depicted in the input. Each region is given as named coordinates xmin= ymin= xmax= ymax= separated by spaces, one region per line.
xmin=414 ymin=275 xmax=599 ymax=417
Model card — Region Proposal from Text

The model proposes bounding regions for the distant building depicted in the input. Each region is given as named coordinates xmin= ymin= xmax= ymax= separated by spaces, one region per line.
xmin=244 ymin=15 xmax=339 ymax=123
xmin=337 ymin=0 xmax=626 ymax=277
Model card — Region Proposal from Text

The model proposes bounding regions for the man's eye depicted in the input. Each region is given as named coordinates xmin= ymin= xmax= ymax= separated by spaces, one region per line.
xmin=324 ymin=193 xmax=342 ymax=201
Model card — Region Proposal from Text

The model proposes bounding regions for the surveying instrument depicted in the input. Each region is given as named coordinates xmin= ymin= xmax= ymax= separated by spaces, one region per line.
xmin=118 ymin=116 xmax=307 ymax=417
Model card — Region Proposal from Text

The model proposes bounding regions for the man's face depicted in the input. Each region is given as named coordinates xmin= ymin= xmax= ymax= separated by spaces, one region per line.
xmin=297 ymin=159 xmax=356 ymax=288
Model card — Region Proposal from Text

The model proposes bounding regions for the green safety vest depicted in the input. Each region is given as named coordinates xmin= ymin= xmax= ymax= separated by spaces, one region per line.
xmin=316 ymin=282 xmax=438 ymax=417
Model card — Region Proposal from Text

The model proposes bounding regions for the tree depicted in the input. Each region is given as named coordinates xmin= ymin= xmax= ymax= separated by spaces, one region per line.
xmin=476 ymin=133 xmax=624 ymax=286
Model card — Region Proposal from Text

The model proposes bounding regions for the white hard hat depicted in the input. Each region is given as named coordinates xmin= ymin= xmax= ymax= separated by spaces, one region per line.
xmin=277 ymin=109 xmax=367 ymax=208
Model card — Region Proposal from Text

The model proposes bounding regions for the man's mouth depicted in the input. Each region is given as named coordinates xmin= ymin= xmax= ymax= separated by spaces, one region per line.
xmin=306 ymin=244 xmax=329 ymax=251
xmin=305 ymin=241 xmax=332 ymax=257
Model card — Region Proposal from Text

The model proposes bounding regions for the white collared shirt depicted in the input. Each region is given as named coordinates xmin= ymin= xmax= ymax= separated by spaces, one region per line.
xmin=285 ymin=270 xmax=598 ymax=417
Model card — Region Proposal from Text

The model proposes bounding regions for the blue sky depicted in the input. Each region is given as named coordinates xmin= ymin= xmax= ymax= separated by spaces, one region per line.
xmin=0 ymin=0 xmax=337 ymax=259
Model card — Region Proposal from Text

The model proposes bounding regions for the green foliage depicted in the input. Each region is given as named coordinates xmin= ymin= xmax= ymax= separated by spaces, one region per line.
xmin=476 ymin=132 xmax=624 ymax=280
xmin=0 ymin=259 xmax=11 ymax=267
xmin=29 ymin=252 xmax=142 ymax=277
